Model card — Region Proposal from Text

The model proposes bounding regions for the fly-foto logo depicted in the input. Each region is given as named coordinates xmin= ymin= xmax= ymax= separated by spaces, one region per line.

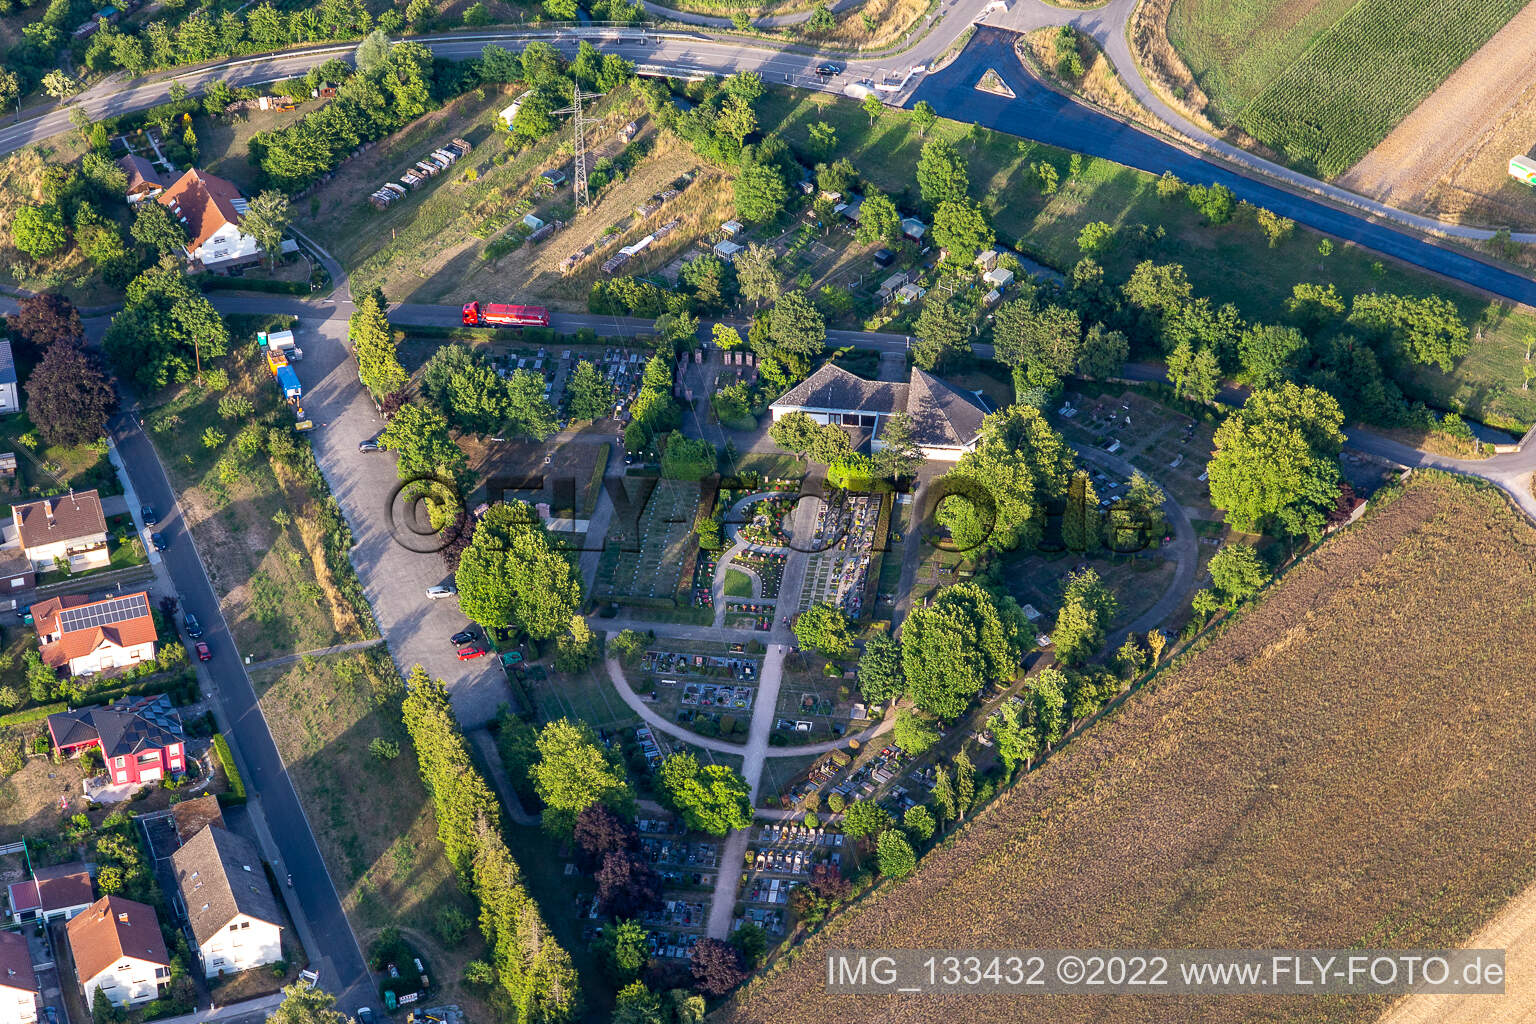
xmin=384 ymin=472 xmax=1163 ymax=557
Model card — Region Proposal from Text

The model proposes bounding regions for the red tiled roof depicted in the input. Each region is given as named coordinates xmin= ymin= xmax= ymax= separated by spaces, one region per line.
xmin=156 ymin=168 xmax=244 ymax=253
xmin=34 ymin=592 xmax=156 ymax=669
xmin=0 ymin=931 xmax=35 ymax=994
xmin=66 ymin=896 xmax=169 ymax=983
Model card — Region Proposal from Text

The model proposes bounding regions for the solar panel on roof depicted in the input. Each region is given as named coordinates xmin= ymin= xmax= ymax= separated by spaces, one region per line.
xmin=57 ymin=594 xmax=149 ymax=634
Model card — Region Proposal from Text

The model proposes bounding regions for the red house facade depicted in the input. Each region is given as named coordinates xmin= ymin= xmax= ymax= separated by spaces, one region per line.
xmin=47 ymin=695 xmax=186 ymax=785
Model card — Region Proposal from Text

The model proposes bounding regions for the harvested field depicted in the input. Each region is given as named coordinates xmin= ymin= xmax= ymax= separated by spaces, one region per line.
xmin=1375 ymin=878 xmax=1536 ymax=1024
xmin=1338 ymin=0 xmax=1536 ymax=218
xmin=1422 ymin=80 xmax=1536 ymax=234
xmin=726 ymin=472 xmax=1536 ymax=1024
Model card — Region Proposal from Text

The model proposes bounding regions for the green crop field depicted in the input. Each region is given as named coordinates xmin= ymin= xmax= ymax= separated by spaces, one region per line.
xmin=1232 ymin=0 xmax=1528 ymax=177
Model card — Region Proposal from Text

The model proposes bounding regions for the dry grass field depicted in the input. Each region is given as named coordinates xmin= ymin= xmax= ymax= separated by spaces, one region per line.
xmin=726 ymin=472 xmax=1536 ymax=1024
xmin=1018 ymin=30 xmax=1160 ymax=133
xmin=1339 ymin=0 xmax=1536 ymax=226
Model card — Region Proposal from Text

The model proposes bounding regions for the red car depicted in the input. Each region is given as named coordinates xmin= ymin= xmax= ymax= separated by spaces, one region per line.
xmin=195 ymin=641 xmax=211 ymax=662
xmin=457 ymin=645 xmax=487 ymax=661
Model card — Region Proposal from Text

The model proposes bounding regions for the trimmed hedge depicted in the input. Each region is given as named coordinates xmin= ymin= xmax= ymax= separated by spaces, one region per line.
xmin=0 ymin=702 xmax=67 ymax=729
xmin=212 ymin=734 xmax=246 ymax=805
xmin=198 ymin=277 xmax=313 ymax=296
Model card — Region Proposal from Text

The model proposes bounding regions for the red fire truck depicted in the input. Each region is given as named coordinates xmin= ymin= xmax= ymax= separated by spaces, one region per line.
xmin=461 ymin=301 xmax=550 ymax=328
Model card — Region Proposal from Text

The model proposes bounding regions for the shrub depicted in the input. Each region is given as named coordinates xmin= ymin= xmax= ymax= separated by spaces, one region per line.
xmin=213 ymin=734 xmax=246 ymax=804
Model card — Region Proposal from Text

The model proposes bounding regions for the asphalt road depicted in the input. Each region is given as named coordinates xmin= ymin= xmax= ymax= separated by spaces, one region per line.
xmin=106 ymin=413 xmax=373 ymax=1011
xmin=910 ymin=29 xmax=1536 ymax=308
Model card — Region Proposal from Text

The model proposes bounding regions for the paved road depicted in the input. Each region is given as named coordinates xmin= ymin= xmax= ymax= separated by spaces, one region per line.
xmin=107 ymin=413 xmax=373 ymax=1011
xmin=909 ymin=29 xmax=1536 ymax=307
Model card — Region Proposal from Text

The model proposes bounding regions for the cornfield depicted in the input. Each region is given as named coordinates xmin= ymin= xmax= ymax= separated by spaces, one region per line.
xmin=1238 ymin=0 xmax=1527 ymax=177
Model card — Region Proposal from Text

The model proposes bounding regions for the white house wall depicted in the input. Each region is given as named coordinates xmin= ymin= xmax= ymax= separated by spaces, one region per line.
xmin=0 ymin=984 xmax=36 ymax=1024
xmin=199 ymin=915 xmax=282 ymax=978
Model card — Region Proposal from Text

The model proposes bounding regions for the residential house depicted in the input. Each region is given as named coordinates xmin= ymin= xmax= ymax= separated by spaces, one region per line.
xmin=768 ymin=363 xmax=990 ymax=462
xmin=116 ymin=156 xmax=165 ymax=203
xmin=0 ymin=340 xmax=17 ymax=416
xmin=7 ymin=862 xmax=94 ymax=924
xmin=47 ymin=694 xmax=185 ymax=784
xmin=157 ymin=168 xmax=259 ymax=269
xmin=171 ymin=826 xmax=283 ymax=978
xmin=33 ymin=592 xmax=158 ymax=677
xmin=65 ymin=896 xmax=171 ymax=1010
xmin=13 ymin=489 xmax=108 ymax=573
xmin=0 ymin=931 xmax=36 ymax=1024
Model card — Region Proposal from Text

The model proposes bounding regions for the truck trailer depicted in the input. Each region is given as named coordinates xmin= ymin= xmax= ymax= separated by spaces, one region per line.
xmin=1510 ymin=155 xmax=1536 ymax=187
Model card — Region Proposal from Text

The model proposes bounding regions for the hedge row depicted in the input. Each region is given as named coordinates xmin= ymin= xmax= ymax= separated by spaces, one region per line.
xmin=198 ymin=278 xmax=314 ymax=296
xmin=0 ymin=702 xmax=67 ymax=729
xmin=212 ymin=734 xmax=246 ymax=805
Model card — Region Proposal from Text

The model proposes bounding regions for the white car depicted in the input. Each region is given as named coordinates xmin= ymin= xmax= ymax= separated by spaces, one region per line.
xmin=426 ymin=585 xmax=457 ymax=600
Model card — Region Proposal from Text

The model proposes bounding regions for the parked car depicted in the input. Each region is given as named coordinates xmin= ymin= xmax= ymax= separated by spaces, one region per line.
xmin=150 ymin=532 xmax=167 ymax=551
xmin=816 ymin=63 xmax=842 ymax=76
xmin=184 ymin=613 xmax=202 ymax=638
xmin=457 ymin=645 xmax=487 ymax=661
xmin=195 ymin=641 xmax=211 ymax=662
xmin=449 ymin=629 xmax=477 ymax=646
xmin=358 ymin=436 xmax=381 ymax=453
xmin=45 ymin=1008 xmax=58 ymax=1024
xmin=357 ymin=1010 xmax=374 ymax=1024
xmin=141 ymin=506 xmax=157 ymax=525
xmin=426 ymin=585 xmax=457 ymax=600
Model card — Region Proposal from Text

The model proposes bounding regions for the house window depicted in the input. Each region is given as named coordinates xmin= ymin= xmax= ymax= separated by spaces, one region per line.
xmin=154 ymin=968 xmax=169 ymax=980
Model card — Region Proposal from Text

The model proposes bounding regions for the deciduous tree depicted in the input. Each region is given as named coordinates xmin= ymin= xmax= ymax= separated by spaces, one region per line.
xmin=657 ymin=753 xmax=751 ymax=835
xmin=793 ymin=602 xmax=852 ymax=658
xmin=1207 ymin=383 xmax=1344 ymax=539
xmin=1051 ymin=568 xmax=1117 ymax=665
xmin=901 ymin=582 xmax=1024 ymax=720
xmin=26 ymin=345 xmax=116 ymax=446
xmin=532 ymin=718 xmax=633 ymax=835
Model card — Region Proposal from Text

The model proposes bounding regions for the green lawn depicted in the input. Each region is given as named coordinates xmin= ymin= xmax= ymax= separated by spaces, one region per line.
xmin=756 ymin=88 xmax=1536 ymax=430
xmin=723 ymin=568 xmax=753 ymax=597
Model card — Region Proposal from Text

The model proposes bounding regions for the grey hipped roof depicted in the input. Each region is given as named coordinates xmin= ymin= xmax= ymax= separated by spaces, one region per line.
xmin=770 ymin=363 xmax=908 ymax=417
xmin=48 ymin=695 xmax=183 ymax=757
xmin=171 ymin=825 xmax=283 ymax=946
xmin=772 ymin=364 xmax=989 ymax=450
xmin=901 ymin=368 xmax=989 ymax=449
